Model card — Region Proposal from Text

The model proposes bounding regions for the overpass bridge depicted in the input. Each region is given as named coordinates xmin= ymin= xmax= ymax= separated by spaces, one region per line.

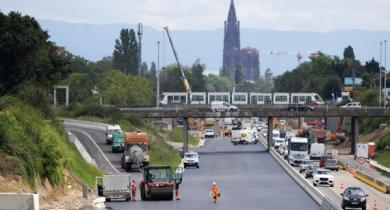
xmin=118 ymin=105 xmax=390 ymax=156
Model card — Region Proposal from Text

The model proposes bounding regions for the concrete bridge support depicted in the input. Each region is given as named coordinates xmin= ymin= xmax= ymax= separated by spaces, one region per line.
xmin=182 ymin=117 xmax=189 ymax=154
xmin=267 ymin=117 xmax=273 ymax=151
xmin=351 ymin=117 xmax=359 ymax=157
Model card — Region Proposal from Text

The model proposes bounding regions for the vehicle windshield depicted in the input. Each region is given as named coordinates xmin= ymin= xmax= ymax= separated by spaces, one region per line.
xmin=185 ymin=154 xmax=197 ymax=158
xmin=108 ymin=129 xmax=121 ymax=134
xmin=113 ymin=137 xmax=124 ymax=143
xmin=314 ymin=95 xmax=323 ymax=103
xmin=290 ymin=142 xmax=308 ymax=151
xmin=344 ymin=189 xmax=365 ymax=196
xmin=316 ymin=170 xmax=331 ymax=175
xmin=302 ymin=160 xmax=313 ymax=165
xmin=276 ymin=140 xmax=284 ymax=143
xmin=327 ymin=159 xmax=337 ymax=164
xmin=147 ymin=168 xmax=170 ymax=180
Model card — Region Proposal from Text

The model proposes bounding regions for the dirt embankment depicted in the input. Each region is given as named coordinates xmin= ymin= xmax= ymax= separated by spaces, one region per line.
xmin=359 ymin=125 xmax=390 ymax=143
xmin=0 ymin=171 xmax=94 ymax=210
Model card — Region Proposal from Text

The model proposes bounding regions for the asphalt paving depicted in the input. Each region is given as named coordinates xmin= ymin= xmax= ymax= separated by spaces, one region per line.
xmin=66 ymin=123 xmax=319 ymax=210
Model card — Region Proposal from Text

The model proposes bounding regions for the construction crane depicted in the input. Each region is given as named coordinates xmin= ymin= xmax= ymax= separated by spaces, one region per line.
xmin=163 ymin=26 xmax=191 ymax=94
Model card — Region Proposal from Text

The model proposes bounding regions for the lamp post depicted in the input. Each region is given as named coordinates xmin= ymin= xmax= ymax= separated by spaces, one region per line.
xmin=137 ymin=23 xmax=143 ymax=76
xmin=157 ymin=41 xmax=160 ymax=108
xmin=385 ymin=40 xmax=388 ymax=108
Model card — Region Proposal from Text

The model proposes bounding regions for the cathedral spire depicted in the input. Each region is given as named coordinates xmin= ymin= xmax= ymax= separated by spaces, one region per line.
xmin=223 ymin=0 xmax=240 ymax=79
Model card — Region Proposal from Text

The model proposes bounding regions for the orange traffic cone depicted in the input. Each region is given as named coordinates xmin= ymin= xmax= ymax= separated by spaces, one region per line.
xmin=340 ymin=180 xmax=344 ymax=190
xmin=373 ymin=200 xmax=378 ymax=210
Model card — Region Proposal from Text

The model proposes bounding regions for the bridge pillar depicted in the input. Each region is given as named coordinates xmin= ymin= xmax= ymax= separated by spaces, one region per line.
xmin=267 ymin=117 xmax=273 ymax=151
xmin=351 ymin=117 xmax=359 ymax=157
xmin=183 ymin=117 xmax=189 ymax=154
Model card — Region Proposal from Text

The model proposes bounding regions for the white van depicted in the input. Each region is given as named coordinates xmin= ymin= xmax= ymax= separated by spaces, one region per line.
xmin=106 ymin=125 xmax=122 ymax=145
xmin=240 ymin=128 xmax=259 ymax=144
xmin=310 ymin=143 xmax=325 ymax=160
xmin=211 ymin=101 xmax=238 ymax=112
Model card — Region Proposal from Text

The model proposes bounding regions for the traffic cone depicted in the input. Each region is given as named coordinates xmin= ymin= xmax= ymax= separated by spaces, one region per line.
xmin=340 ymin=180 xmax=344 ymax=190
xmin=373 ymin=200 xmax=378 ymax=210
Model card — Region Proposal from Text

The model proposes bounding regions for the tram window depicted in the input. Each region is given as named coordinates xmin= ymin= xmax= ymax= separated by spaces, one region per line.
xmin=293 ymin=96 xmax=299 ymax=103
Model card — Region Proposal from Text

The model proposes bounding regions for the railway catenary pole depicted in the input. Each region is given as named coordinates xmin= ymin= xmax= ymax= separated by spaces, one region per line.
xmin=380 ymin=41 xmax=382 ymax=107
xmin=384 ymin=40 xmax=387 ymax=108
xmin=157 ymin=41 xmax=160 ymax=108
xmin=137 ymin=23 xmax=143 ymax=76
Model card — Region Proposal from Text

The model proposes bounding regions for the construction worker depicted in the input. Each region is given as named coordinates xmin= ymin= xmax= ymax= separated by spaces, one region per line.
xmin=130 ymin=180 xmax=137 ymax=201
xmin=175 ymin=182 xmax=180 ymax=200
xmin=210 ymin=182 xmax=220 ymax=204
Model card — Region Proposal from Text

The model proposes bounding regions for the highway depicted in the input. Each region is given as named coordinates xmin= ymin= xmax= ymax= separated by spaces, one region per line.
xmin=65 ymin=120 xmax=318 ymax=210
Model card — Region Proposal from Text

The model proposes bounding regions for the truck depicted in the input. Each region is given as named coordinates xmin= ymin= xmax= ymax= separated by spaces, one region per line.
xmin=309 ymin=143 xmax=325 ymax=160
xmin=231 ymin=127 xmax=241 ymax=145
xmin=121 ymin=132 xmax=150 ymax=171
xmin=96 ymin=175 xmax=131 ymax=202
xmin=288 ymin=137 xmax=309 ymax=165
xmin=240 ymin=128 xmax=259 ymax=144
xmin=140 ymin=165 xmax=183 ymax=201
xmin=106 ymin=125 xmax=122 ymax=145
xmin=112 ymin=132 xmax=125 ymax=153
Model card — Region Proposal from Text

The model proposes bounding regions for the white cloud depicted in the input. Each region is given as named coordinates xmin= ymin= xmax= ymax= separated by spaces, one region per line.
xmin=1 ymin=0 xmax=390 ymax=31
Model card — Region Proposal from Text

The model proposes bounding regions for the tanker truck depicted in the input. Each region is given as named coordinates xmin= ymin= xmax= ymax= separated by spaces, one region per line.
xmin=121 ymin=132 xmax=150 ymax=171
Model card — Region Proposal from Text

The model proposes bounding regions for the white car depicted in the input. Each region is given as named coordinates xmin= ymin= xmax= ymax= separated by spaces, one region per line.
xmin=183 ymin=152 xmax=199 ymax=168
xmin=278 ymin=143 xmax=286 ymax=155
xmin=211 ymin=101 xmax=238 ymax=112
xmin=341 ymin=102 xmax=362 ymax=108
xmin=274 ymin=138 xmax=285 ymax=149
xmin=204 ymin=129 xmax=214 ymax=138
xmin=313 ymin=168 xmax=335 ymax=187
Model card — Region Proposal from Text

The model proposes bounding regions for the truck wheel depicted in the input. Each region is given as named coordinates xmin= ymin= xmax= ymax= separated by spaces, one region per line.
xmin=126 ymin=162 xmax=132 ymax=172
xmin=105 ymin=198 xmax=111 ymax=202
xmin=196 ymin=163 xmax=199 ymax=168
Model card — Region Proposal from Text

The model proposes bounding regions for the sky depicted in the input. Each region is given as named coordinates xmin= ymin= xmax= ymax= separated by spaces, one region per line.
xmin=2 ymin=0 xmax=390 ymax=31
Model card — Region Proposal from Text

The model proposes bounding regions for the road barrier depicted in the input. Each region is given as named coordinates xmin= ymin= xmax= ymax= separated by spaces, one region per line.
xmin=259 ymin=137 xmax=342 ymax=210
xmin=0 ymin=193 xmax=39 ymax=210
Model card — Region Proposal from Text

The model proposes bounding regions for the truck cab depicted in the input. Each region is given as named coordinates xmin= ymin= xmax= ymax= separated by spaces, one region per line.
xmin=288 ymin=137 xmax=309 ymax=165
xmin=112 ymin=132 xmax=125 ymax=153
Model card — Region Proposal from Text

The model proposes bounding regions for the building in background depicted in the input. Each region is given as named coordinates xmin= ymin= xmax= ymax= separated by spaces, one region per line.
xmin=240 ymin=47 xmax=260 ymax=81
xmin=222 ymin=0 xmax=240 ymax=79
xmin=265 ymin=68 xmax=273 ymax=82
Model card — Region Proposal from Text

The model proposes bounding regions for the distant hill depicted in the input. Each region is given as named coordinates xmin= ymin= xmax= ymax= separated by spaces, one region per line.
xmin=39 ymin=19 xmax=390 ymax=75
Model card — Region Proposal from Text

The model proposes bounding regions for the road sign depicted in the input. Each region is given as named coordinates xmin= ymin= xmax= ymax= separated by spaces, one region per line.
xmin=358 ymin=157 xmax=365 ymax=165
xmin=356 ymin=143 xmax=368 ymax=158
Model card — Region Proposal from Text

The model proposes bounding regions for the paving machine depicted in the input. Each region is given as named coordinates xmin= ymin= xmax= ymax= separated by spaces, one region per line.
xmin=140 ymin=165 xmax=183 ymax=201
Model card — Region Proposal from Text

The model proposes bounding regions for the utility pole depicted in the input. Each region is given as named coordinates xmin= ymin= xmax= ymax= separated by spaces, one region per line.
xmin=157 ymin=41 xmax=160 ymax=108
xmin=385 ymin=40 xmax=388 ymax=108
xmin=137 ymin=23 xmax=143 ymax=76
xmin=380 ymin=41 xmax=382 ymax=107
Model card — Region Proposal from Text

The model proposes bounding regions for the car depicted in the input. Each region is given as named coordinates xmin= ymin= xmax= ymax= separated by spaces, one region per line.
xmin=278 ymin=143 xmax=286 ymax=155
xmin=319 ymin=154 xmax=333 ymax=168
xmin=211 ymin=101 xmax=238 ymax=112
xmin=324 ymin=158 xmax=339 ymax=171
xmin=288 ymin=103 xmax=314 ymax=111
xmin=299 ymin=160 xmax=315 ymax=173
xmin=304 ymin=165 xmax=319 ymax=178
xmin=204 ymin=129 xmax=214 ymax=138
xmin=273 ymin=138 xmax=285 ymax=149
xmin=106 ymin=125 xmax=122 ymax=145
xmin=183 ymin=152 xmax=199 ymax=168
xmin=313 ymin=168 xmax=334 ymax=187
xmin=341 ymin=102 xmax=362 ymax=108
xmin=341 ymin=187 xmax=368 ymax=210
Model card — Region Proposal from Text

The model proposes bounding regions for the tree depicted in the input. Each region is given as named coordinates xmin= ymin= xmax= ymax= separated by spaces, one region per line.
xmin=0 ymin=11 xmax=69 ymax=95
xmin=343 ymin=45 xmax=355 ymax=60
xmin=159 ymin=64 xmax=191 ymax=92
xmin=234 ymin=65 xmax=243 ymax=84
xmin=147 ymin=62 xmax=157 ymax=84
xmin=65 ymin=73 xmax=93 ymax=103
xmin=190 ymin=59 xmax=206 ymax=92
xmin=141 ymin=62 xmax=148 ymax=76
xmin=206 ymin=74 xmax=235 ymax=92
xmin=112 ymin=29 xmax=138 ymax=75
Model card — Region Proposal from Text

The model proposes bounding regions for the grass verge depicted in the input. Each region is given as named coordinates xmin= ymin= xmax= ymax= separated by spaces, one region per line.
xmin=169 ymin=127 xmax=200 ymax=146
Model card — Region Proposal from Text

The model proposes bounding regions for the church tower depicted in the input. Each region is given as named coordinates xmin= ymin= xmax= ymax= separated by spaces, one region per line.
xmin=223 ymin=0 xmax=240 ymax=79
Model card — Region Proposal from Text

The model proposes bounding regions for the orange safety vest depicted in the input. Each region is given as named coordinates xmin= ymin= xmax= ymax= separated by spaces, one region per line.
xmin=210 ymin=186 xmax=219 ymax=197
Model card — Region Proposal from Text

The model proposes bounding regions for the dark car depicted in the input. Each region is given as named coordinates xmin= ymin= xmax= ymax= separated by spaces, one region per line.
xmin=341 ymin=187 xmax=368 ymax=210
xmin=288 ymin=103 xmax=313 ymax=111
xmin=305 ymin=165 xmax=319 ymax=178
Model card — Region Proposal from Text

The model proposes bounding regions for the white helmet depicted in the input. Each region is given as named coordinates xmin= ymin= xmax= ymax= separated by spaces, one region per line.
xmin=213 ymin=182 xmax=216 ymax=185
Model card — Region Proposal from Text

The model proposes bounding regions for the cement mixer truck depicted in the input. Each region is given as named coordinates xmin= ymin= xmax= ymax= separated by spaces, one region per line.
xmin=121 ymin=132 xmax=150 ymax=171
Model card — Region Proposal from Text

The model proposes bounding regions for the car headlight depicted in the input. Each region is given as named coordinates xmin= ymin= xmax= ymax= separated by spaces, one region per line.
xmin=343 ymin=197 xmax=349 ymax=201
xmin=360 ymin=197 xmax=366 ymax=202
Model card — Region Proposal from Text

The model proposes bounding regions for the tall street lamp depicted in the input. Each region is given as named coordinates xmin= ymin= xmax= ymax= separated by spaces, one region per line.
xmin=137 ymin=23 xmax=143 ymax=76
xmin=380 ymin=41 xmax=382 ymax=107
xmin=157 ymin=41 xmax=160 ymax=108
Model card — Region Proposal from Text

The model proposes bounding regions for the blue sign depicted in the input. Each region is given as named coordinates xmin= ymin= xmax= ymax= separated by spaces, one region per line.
xmin=344 ymin=77 xmax=362 ymax=85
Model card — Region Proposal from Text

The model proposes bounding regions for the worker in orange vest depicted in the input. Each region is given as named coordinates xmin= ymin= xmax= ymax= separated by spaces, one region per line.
xmin=130 ymin=180 xmax=137 ymax=201
xmin=210 ymin=182 xmax=220 ymax=204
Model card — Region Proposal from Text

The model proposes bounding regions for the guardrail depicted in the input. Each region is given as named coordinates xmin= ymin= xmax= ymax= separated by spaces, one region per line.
xmin=258 ymin=137 xmax=341 ymax=210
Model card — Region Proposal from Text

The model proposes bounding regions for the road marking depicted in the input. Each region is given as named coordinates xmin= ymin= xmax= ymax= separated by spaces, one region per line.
xmin=68 ymin=128 xmax=120 ymax=174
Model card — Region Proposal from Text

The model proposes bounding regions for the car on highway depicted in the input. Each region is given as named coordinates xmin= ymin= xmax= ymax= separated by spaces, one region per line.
xmin=278 ymin=143 xmax=286 ymax=155
xmin=340 ymin=102 xmax=362 ymax=108
xmin=298 ymin=160 xmax=315 ymax=173
xmin=304 ymin=165 xmax=319 ymax=178
xmin=204 ymin=129 xmax=215 ymax=138
xmin=324 ymin=158 xmax=339 ymax=171
xmin=273 ymin=137 xmax=285 ymax=149
xmin=341 ymin=187 xmax=368 ymax=210
xmin=183 ymin=152 xmax=199 ymax=168
xmin=106 ymin=124 xmax=122 ymax=145
xmin=313 ymin=168 xmax=334 ymax=187
xmin=319 ymin=154 xmax=333 ymax=168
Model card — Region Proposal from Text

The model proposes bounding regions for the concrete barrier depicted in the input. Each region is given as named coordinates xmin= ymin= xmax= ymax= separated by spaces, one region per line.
xmin=68 ymin=132 xmax=97 ymax=166
xmin=0 ymin=193 xmax=39 ymax=210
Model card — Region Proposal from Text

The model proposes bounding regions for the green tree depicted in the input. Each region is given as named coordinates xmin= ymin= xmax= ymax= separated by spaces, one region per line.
xmin=141 ymin=62 xmax=148 ymax=76
xmin=343 ymin=45 xmax=355 ymax=60
xmin=0 ymin=11 xmax=69 ymax=95
xmin=112 ymin=29 xmax=138 ymax=75
xmin=159 ymin=64 xmax=191 ymax=92
xmin=190 ymin=59 xmax=206 ymax=91
xmin=65 ymin=73 xmax=93 ymax=103
xmin=206 ymin=74 xmax=235 ymax=92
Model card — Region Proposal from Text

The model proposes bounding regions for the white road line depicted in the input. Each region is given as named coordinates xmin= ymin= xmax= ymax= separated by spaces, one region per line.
xmin=68 ymin=128 xmax=120 ymax=174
